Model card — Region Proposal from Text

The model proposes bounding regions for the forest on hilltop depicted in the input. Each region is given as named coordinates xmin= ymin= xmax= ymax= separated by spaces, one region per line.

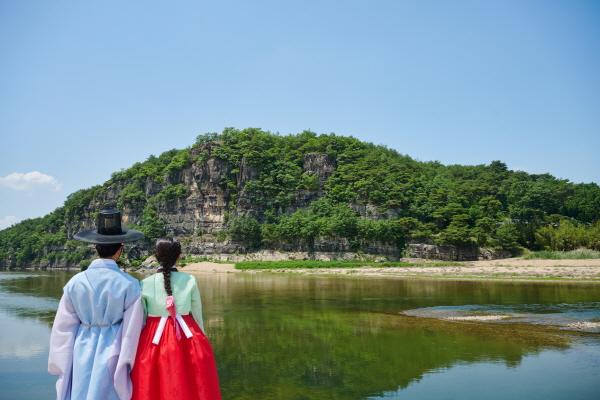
xmin=1 ymin=128 xmax=599 ymax=268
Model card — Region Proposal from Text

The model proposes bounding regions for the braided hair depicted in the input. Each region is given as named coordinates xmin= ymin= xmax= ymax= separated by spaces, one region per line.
xmin=155 ymin=238 xmax=181 ymax=296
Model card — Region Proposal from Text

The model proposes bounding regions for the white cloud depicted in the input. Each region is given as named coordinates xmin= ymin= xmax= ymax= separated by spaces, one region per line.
xmin=0 ymin=171 xmax=62 ymax=191
xmin=0 ymin=215 xmax=20 ymax=229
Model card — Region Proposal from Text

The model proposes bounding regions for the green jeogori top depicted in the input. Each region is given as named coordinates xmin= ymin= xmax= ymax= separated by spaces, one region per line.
xmin=141 ymin=271 xmax=204 ymax=331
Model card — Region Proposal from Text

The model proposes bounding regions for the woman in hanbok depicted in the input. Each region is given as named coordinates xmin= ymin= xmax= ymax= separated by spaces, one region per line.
xmin=131 ymin=238 xmax=221 ymax=400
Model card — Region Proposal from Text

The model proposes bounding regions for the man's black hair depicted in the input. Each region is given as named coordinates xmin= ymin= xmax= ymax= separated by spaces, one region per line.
xmin=95 ymin=243 xmax=123 ymax=258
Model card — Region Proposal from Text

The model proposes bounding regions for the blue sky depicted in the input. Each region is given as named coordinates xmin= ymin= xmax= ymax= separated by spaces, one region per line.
xmin=1 ymin=0 xmax=599 ymax=228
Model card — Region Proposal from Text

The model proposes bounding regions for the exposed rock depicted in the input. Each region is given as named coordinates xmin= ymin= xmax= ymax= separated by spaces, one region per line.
xmin=144 ymin=177 xmax=163 ymax=196
xmin=406 ymin=242 xmax=513 ymax=261
xmin=303 ymin=153 xmax=335 ymax=184
xmin=175 ymin=250 xmax=391 ymax=263
xmin=406 ymin=242 xmax=480 ymax=261
xmin=478 ymin=248 xmax=513 ymax=260
xmin=138 ymin=255 xmax=160 ymax=271
xmin=237 ymin=157 xmax=258 ymax=187
xmin=182 ymin=238 xmax=245 ymax=255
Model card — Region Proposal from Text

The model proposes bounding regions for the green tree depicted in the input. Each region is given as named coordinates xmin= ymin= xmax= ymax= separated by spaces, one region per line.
xmin=437 ymin=215 xmax=475 ymax=246
xmin=229 ymin=216 xmax=262 ymax=249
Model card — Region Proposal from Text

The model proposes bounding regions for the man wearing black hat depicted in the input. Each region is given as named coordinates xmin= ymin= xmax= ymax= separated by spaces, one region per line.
xmin=48 ymin=209 xmax=145 ymax=400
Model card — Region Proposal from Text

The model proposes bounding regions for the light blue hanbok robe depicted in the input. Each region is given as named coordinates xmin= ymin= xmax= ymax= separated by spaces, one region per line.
xmin=48 ymin=258 xmax=144 ymax=400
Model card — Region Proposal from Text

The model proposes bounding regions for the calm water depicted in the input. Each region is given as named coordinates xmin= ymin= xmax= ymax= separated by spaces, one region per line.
xmin=1 ymin=271 xmax=600 ymax=400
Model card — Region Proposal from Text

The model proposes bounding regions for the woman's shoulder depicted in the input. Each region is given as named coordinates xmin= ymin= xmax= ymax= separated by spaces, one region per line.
xmin=141 ymin=273 xmax=160 ymax=285
xmin=172 ymin=270 xmax=195 ymax=282
xmin=141 ymin=271 xmax=191 ymax=279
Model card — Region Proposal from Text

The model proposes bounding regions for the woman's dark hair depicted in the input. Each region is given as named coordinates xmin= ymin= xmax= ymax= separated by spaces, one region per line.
xmin=95 ymin=243 xmax=122 ymax=258
xmin=155 ymin=238 xmax=181 ymax=296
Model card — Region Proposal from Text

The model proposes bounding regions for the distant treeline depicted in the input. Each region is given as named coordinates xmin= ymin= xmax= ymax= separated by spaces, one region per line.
xmin=1 ymin=128 xmax=599 ymax=267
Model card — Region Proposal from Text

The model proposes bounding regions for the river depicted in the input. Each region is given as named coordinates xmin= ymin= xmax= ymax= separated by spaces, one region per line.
xmin=1 ymin=270 xmax=599 ymax=399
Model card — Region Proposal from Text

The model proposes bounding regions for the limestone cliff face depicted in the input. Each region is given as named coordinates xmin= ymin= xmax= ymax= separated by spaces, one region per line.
xmin=292 ymin=153 xmax=336 ymax=212
xmin=56 ymin=146 xmax=348 ymax=263
xmin=51 ymin=147 xmax=496 ymax=264
xmin=302 ymin=153 xmax=335 ymax=184
xmin=161 ymin=155 xmax=231 ymax=236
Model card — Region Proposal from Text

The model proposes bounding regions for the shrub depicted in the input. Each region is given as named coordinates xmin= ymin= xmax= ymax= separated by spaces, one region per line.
xmin=228 ymin=216 xmax=262 ymax=249
xmin=156 ymin=184 xmax=188 ymax=202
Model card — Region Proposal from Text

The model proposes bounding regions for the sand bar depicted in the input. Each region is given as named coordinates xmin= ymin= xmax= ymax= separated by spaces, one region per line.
xmin=178 ymin=258 xmax=600 ymax=281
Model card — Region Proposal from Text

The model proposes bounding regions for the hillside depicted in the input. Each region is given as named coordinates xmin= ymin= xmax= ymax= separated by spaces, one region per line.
xmin=1 ymin=127 xmax=599 ymax=268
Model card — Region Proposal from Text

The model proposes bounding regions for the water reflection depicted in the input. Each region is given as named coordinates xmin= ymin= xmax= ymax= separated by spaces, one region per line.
xmin=0 ymin=272 xmax=71 ymax=399
xmin=0 ymin=272 xmax=70 ymax=326
xmin=212 ymin=307 xmax=569 ymax=399
xmin=0 ymin=312 xmax=49 ymax=359
xmin=0 ymin=271 xmax=599 ymax=400
xmin=371 ymin=342 xmax=600 ymax=400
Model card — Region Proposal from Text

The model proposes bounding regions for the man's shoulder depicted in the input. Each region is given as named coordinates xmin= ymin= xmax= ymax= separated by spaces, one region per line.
xmin=63 ymin=271 xmax=86 ymax=291
xmin=65 ymin=268 xmax=140 ymax=290
xmin=122 ymin=269 xmax=140 ymax=284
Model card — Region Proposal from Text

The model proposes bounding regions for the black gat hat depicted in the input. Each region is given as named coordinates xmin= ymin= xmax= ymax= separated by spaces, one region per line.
xmin=73 ymin=208 xmax=144 ymax=244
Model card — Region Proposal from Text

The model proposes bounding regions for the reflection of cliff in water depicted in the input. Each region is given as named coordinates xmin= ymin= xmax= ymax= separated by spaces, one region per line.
xmin=211 ymin=306 xmax=569 ymax=400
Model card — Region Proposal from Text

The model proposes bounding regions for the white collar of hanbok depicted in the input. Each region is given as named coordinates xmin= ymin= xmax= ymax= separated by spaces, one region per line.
xmin=88 ymin=258 xmax=120 ymax=270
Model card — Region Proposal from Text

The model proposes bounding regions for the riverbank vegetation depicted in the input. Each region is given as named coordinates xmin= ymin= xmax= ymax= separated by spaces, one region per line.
xmin=1 ymin=128 xmax=599 ymax=268
xmin=524 ymin=249 xmax=600 ymax=260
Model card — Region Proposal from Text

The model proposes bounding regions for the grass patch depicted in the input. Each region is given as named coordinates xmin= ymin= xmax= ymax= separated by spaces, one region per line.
xmin=234 ymin=260 xmax=461 ymax=270
xmin=524 ymin=249 xmax=600 ymax=260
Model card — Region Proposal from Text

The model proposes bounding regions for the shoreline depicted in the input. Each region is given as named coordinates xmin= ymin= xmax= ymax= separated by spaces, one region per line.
xmin=178 ymin=258 xmax=600 ymax=283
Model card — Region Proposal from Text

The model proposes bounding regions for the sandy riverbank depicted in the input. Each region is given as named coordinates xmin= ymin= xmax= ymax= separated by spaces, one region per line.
xmin=180 ymin=262 xmax=237 ymax=273
xmin=181 ymin=258 xmax=600 ymax=281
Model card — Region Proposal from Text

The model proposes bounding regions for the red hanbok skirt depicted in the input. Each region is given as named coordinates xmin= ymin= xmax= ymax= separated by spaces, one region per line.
xmin=131 ymin=315 xmax=222 ymax=400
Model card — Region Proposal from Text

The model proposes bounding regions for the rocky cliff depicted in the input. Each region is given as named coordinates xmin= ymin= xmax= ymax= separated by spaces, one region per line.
xmin=63 ymin=144 xmax=347 ymax=260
